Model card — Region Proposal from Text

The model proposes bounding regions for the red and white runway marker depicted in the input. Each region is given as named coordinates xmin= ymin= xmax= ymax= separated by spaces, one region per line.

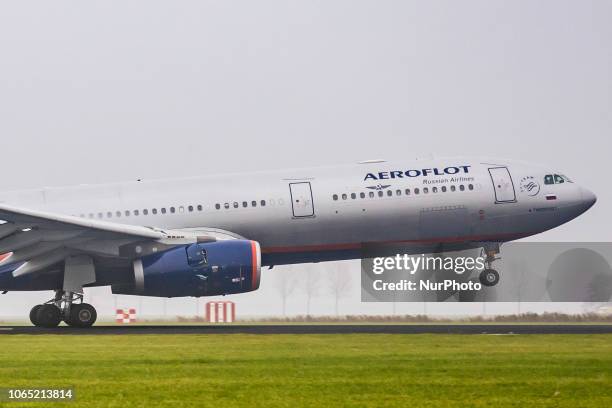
xmin=205 ymin=301 xmax=235 ymax=323
xmin=115 ymin=308 xmax=137 ymax=324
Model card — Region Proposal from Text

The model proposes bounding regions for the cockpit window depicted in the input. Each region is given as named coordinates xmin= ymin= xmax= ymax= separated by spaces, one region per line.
xmin=545 ymin=174 xmax=573 ymax=185
xmin=544 ymin=175 xmax=554 ymax=185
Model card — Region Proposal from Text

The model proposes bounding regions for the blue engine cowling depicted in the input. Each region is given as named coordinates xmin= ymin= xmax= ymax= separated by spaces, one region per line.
xmin=112 ymin=240 xmax=261 ymax=297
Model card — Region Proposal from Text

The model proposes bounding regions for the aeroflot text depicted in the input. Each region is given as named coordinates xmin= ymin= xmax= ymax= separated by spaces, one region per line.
xmin=364 ymin=165 xmax=471 ymax=181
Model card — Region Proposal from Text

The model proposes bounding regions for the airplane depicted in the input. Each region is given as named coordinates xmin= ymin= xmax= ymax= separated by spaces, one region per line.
xmin=0 ymin=157 xmax=597 ymax=327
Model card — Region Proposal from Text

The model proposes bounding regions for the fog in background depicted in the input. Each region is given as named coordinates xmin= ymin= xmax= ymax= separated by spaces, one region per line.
xmin=0 ymin=1 xmax=610 ymax=319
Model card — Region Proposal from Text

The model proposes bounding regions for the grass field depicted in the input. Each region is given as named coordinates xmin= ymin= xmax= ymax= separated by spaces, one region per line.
xmin=0 ymin=334 xmax=610 ymax=407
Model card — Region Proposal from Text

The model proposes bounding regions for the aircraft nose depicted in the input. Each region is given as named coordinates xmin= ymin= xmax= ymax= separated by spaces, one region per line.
xmin=580 ymin=187 xmax=597 ymax=210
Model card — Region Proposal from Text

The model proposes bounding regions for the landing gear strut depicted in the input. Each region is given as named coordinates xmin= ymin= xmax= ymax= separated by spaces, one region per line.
xmin=479 ymin=244 xmax=501 ymax=287
xmin=29 ymin=290 xmax=97 ymax=328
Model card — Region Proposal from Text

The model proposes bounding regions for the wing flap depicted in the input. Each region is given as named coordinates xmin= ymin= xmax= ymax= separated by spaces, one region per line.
xmin=12 ymin=248 xmax=73 ymax=277
xmin=0 ymin=204 xmax=165 ymax=240
xmin=0 ymin=203 xmax=235 ymax=280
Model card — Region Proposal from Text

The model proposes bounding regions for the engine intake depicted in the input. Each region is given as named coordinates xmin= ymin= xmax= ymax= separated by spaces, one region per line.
xmin=112 ymin=240 xmax=261 ymax=297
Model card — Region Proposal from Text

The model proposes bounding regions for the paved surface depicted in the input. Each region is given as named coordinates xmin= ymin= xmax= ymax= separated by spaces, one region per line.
xmin=1 ymin=324 xmax=611 ymax=335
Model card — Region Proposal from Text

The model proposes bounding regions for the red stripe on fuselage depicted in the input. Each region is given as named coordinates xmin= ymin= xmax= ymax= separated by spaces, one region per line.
xmin=260 ymin=232 xmax=529 ymax=254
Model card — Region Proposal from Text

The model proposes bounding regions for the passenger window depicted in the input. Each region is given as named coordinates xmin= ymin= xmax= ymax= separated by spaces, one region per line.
xmin=387 ymin=190 xmax=393 ymax=197
xmin=378 ymin=191 xmax=384 ymax=197
xmin=171 ymin=207 xmax=177 ymax=213
xmin=189 ymin=205 xmax=194 ymax=212
xmin=197 ymin=205 xmax=203 ymax=211
xmin=554 ymin=174 xmax=565 ymax=184
xmin=369 ymin=191 xmax=375 ymax=198
xmin=251 ymin=201 xmax=256 ymax=207
xmin=441 ymin=186 xmax=447 ymax=192
xmin=468 ymin=184 xmax=474 ymax=191
xmin=143 ymin=209 xmax=149 ymax=215
xmin=161 ymin=208 xmax=167 ymax=214
xmin=115 ymin=211 xmax=121 ymax=218
xmin=544 ymin=175 xmax=554 ymax=185
xmin=405 ymin=189 xmax=410 ymax=195
xmin=224 ymin=203 xmax=230 ymax=209
xmin=351 ymin=193 xmax=356 ymax=199
xmin=261 ymin=200 xmax=266 ymax=207
xmin=432 ymin=187 xmax=438 ymax=193
xmin=125 ymin=210 xmax=130 ymax=217
xmin=396 ymin=190 xmax=401 ymax=196
xmin=342 ymin=193 xmax=348 ymax=200
xmin=450 ymin=185 xmax=456 ymax=192
xmin=107 ymin=212 xmax=112 ymax=218
xmin=360 ymin=192 xmax=366 ymax=199
xmin=333 ymin=194 xmax=338 ymax=201
xmin=242 ymin=202 xmax=248 ymax=208
xmin=423 ymin=187 xmax=429 ymax=194
xmin=215 ymin=204 xmax=221 ymax=210
xmin=134 ymin=210 xmax=139 ymax=216
xmin=233 ymin=202 xmax=239 ymax=209
xmin=414 ymin=188 xmax=420 ymax=195
xmin=459 ymin=185 xmax=465 ymax=191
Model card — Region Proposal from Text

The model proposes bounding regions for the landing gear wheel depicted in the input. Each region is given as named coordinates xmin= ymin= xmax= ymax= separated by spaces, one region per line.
xmin=29 ymin=305 xmax=42 ymax=326
xmin=479 ymin=269 xmax=500 ymax=287
xmin=36 ymin=304 xmax=62 ymax=328
xmin=67 ymin=303 xmax=97 ymax=328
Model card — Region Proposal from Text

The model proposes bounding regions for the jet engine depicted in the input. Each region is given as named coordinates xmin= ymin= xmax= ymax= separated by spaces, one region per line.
xmin=112 ymin=240 xmax=261 ymax=297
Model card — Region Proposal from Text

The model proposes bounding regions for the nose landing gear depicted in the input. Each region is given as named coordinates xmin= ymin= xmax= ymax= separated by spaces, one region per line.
xmin=479 ymin=268 xmax=500 ymax=287
xmin=29 ymin=290 xmax=97 ymax=328
xmin=478 ymin=244 xmax=501 ymax=287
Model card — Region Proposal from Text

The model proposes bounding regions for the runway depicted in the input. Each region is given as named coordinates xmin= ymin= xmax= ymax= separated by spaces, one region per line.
xmin=1 ymin=324 xmax=611 ymax=335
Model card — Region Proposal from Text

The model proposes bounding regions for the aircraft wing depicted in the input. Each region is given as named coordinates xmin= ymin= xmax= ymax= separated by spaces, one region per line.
xmin=0 ymin=203 xmax=217 ymax=278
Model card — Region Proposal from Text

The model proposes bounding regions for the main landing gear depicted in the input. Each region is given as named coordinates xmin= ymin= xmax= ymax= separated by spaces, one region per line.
xmin=479 ymin=244 xmax=501 ymax=287
xmin=29 ymin=291 xmax=97 ymax=328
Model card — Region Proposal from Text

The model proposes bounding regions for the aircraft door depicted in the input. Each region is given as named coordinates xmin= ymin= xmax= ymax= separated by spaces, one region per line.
xmin=488 ymin=167 xmax=516 ymax=203
xmin=289 ymin=182 xmax=315 ymax=217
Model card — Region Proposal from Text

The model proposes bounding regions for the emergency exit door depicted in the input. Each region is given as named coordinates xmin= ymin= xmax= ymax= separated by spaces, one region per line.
xmin=488 ymin=167 xmax=516 ymax=203
xmin=289 ymin=182 xmax=315 ymax=217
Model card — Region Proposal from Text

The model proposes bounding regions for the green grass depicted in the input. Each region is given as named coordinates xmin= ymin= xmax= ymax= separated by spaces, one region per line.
xmin=0 ymin=334 xmax=610 ymax=407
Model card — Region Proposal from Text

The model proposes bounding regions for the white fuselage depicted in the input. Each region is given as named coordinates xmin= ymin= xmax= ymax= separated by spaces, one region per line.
xmin=0 ymin=157 xmax=596 ymax=266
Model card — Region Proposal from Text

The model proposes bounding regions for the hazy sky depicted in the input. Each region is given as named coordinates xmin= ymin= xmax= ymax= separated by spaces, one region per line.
xmin=0 ymin=1 xmax=610 ymax=318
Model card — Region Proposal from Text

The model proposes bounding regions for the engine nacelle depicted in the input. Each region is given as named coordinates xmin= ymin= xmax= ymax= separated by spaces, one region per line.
xmin=112 ymin=240 xmax=261 ymax=297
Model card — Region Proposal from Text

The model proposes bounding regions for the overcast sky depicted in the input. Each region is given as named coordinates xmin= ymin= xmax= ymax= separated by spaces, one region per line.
xmin=0 ymin=1 xmax=610 ymax=318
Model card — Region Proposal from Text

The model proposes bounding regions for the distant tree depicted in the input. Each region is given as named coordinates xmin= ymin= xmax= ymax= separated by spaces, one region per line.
xmin=329 ymin=262 xmax=353 ymax=316
xmin=302 ymin=265 xmax=321 ymax=316
xmin=587 ymin=273 xmax=612 ymax=302
xmin=275 ymin=266 xmax=298 ymax=316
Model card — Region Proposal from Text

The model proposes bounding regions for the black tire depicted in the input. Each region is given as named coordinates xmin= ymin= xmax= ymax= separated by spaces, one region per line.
xmin=36 ymin=304 xmax=62 ymax=328
xmin=68 ymin=303 xmax=97 ymax=328
xmin=479 ymin=268 xmax=500 ymax=287
xmin=29 ymin=305 xmax=43 ymax=326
